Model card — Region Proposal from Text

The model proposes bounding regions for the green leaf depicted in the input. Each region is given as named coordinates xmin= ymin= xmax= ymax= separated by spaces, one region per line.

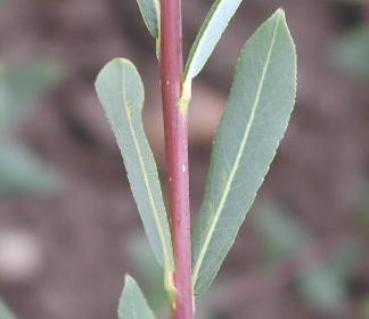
xmin=135 ymin=0 xmax=160 ymax=39
xmin=183 ymin=0 xmax=243 ymax=84
xmin=118 ymin=275 xmax=156 ymax=319
xmin=95 ymin=59 xmax=174 ymax=280
xmin=192 ymin=9 xmax=297 ymax=295
xmin=0 ymin=300 xmax=16 ymax=319
xmin=0 ymin=298 xmax=16 ymax=319
xmin=126 ymin=232 xmax=167 ymax=311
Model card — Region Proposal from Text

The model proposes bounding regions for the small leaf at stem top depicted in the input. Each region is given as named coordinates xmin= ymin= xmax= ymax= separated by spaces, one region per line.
xmin=135 ymin=0 xmax=160 ymax=39
xmin=95 ymin=59 xmax=174 ymax=281
xmin=118 ymin=275 xmax=156 ymax=319
xmin=192 ymin=9 xmax=297 ymax=295
xmin=183 ymin=0 xmax=243 ymax=87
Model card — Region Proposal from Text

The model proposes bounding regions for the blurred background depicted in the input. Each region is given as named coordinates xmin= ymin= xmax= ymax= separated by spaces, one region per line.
xmin=1 ymin=0 xmax=369 ymax=318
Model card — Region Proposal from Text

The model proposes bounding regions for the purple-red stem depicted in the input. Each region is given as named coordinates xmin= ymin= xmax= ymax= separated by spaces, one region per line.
xmin=160 ymin=0 xmax=193 ymax=318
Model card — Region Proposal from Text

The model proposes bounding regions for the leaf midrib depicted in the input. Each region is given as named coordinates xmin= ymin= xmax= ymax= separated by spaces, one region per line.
xmin=192 ymin=15 xmax=282 ymax=287
xmin=130 ymin=291 xmax=137 ymax=318
xmin=121 ymin=66 xmax=172 ymax=274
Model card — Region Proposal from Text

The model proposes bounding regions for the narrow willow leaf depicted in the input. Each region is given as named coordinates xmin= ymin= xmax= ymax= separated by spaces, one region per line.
xmin=183 ymin=0 xmax=243 ymax=84
xmin=135 ymin=0 xmax=160 ymax=39
xmin=95 ymin=59 xmax=174 ymax=278
xmin=192 ymin=9 xmax=297 ymax=295
xmin=118 ymin=275 xmax=156 ymax=319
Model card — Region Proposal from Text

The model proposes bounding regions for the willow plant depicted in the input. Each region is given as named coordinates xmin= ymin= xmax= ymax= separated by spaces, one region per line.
xmin=95 ymin=0 xmax=297 ymax=318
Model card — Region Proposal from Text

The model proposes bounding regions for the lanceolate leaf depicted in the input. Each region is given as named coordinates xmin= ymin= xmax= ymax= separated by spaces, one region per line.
xmin=135 ymin=0 xmax=160 ymax=39
xmin=192 ymin=9 xmax=297 ymax=295
xmin=183 ymin=0 xmax=243 ymax=84
xmin=95 ymin=59 xmax=174 ymax=278
xmin=118 ymin=275 xmax=156 ymax=319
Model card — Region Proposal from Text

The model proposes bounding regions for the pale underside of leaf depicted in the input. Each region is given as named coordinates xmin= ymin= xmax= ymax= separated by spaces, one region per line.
xmin=95 ymin=59 xmax=173 ymax=279
xmin=118 ymin=275 xmax=156 ymax=319
xmin=183 ymin=0 xmax=243 ymax=84
xmin=135 ymin=0 xmax=160 ymax=39
xmin=192 ymin=9 xmax=297 ymax=295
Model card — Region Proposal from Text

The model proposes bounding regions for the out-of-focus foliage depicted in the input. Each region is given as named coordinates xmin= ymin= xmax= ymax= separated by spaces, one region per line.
xmin=0 ymin=142 xmax=60 ymax=196
xmin=333 ymin=24 xmax=369 ymax=76
xmin=298 ymin=243 xmax=360 ymax=313
xmin=253 ymin=202 xmax=361 ymax=314
xmin=353 ymin=184 xmax=369 ymax=228
xmin=253 ymin=202 xmax=312 ymax=265
xmin=0 ymin=61 xmax=62 ymax=197
xmin=0 ymin=298 xmax=16 ymax=319
xmin=360 ymin=295 xmax=369 ymax=318
xmin=0 ymin=62 xmax=61 ymax=133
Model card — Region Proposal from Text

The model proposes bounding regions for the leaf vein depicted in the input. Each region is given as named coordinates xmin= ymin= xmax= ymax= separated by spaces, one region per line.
xmin=193 ymin=15 xmax=282 ymax=286
xmin=121 ymin=66 xmax=172 ymax=275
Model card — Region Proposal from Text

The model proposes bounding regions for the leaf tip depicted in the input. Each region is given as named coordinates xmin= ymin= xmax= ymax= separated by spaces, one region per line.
xmin=124 ymin=273 xmax=134 ymax=286
xmin=95 ymin=58 xmax=125 ymax=89
xmin=95 ymin=58 xmax=144 ymax=103
xmin=273 ymin=8 xmax=289 ymax=30
xmin=275 ymin=8 xmax=286 ymax=19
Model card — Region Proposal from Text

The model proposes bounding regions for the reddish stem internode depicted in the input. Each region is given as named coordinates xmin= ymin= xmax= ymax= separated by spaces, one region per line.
xmin=160 ymin=0 xmax=193 ymax=318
